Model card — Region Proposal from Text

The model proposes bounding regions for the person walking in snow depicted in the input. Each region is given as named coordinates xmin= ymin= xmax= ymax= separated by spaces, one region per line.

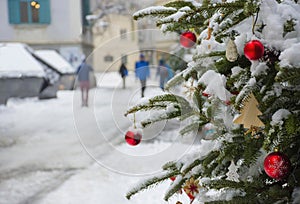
xmin=76 ymin=59 xmax=93 ymax=107
xmin=157 ymin=59 xmax=173 ymax=91
xmin=119 ymin=63 xmax=128 ymax=89
xmin=135 ymin=54 xmax=150 ymax=97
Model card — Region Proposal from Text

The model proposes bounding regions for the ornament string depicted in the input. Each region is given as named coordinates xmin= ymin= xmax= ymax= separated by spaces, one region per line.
xmin=133 ymin=113 xmax=137 ymax=129
xmin=252 ymin=7 xmax=260 ymax=34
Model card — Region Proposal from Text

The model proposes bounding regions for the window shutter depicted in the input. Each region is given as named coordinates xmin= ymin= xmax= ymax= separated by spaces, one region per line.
xmin=8 ymin=0 xmax=21 ymax=24
xmin=39 ymin=0 xmax=51 ymax=24
xmin=81 ymin=0 xmax=90 ymax=26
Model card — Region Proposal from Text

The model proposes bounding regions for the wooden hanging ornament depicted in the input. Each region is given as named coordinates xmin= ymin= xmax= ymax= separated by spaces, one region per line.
xmin=233 ymin=93 xmax=265 ymax=129
xmin=226 ymin=39 xmax=238 ymax=62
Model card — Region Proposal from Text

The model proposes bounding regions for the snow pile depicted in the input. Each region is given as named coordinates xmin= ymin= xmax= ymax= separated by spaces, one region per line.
xmin=0 ymin=43 xmax=45 ymax=78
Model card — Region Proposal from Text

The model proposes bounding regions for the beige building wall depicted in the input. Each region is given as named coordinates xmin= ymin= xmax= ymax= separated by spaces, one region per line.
xmin=92 ymin=14 xmax=139 ymax=72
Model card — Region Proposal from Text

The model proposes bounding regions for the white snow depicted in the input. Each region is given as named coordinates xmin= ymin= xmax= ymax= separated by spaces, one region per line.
xmin=0 ymin=43 xmax=45 ymax=78
xmin=279 ymin=43 xmax=300 ymax=68
xmin=270 ymin=109 xmax=291 ymax=126
xmin=0 ymin=72 xmax=205 ymax=204
xmin=231 ymin=66 xmax=243 ymax=77
xmin=251 ymin=62 xmax=269 ymax=76
xmin=34 ymin=50 xmax=75 ymax=74
xmin=133 ymin=6 xmax=176 ymax=18
xmin=162 ymin=11 xmax=186 ymax=22
xmin=198 ymin=70 xmax=232 ymax=101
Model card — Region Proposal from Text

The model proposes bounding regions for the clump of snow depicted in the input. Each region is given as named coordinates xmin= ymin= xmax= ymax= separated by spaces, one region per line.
xmin=133 ymin=6 xmax=176 ymax=18
xmin=179 ymin=6 xmax=192 ymax=12
xmin=199 ymin=188 xmax=245 ymax=203
xmin=231 ymin=66 xmax=243 ymax=77
xmin=248 ymin=77 xmax=256 ymax=86
xmin=292 ymin=188 xmax=300 ymax=204
xmin=234 ymin=33 xmax=247 ymax=56
xmin=279 ymin=43 xmax=300 ymax=68
xmin=270 ymin=109 xmax=291 ymax=126
xmin=251 ymin=62 xmax=269 ymax=76
xmin=198 ymin=70 xmax=232 ymax=101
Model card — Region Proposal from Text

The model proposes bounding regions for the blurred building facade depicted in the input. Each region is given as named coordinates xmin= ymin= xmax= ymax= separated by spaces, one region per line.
xmin=0 ymin=0 xmax=96 ymax=69
xmin=137 ymin=0 xmax=178 ymax=65
xmin=91 ymin=13 xmax=139 ymax=72
xmin=0 ymin=0 xmax=178 ymax=72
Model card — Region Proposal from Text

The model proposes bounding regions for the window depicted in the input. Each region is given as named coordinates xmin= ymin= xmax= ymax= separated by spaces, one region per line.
xmin=121 ymin=55 xmax=127 ymax=64
xmin=120 ymin=29 xmax=127 ymax=39
xmin=104 ymin=55 xmax=113 ymax=62
xmin=81 ymin=0 xmax=90 ymax=26
xmin=8 ymin=0 xmax=51 ymax=24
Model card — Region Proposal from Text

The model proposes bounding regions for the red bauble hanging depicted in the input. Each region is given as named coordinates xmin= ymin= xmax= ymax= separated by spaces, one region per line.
xmin=125 ymin=129 xmax=142 ymax=146
xmin=180 ymin=31 xmax=197 ymax=48
xmin=244 ymin=40 xmax=264 ymax=60
xmin=202 ymin=92 xmax=210 ymax=97
xmin=264 ymin=151 xmax=291 ymax=180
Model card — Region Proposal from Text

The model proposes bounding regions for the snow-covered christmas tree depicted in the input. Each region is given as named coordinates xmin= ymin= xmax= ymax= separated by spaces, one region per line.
xmin=125 ymin=0 xmax=300 ymax=203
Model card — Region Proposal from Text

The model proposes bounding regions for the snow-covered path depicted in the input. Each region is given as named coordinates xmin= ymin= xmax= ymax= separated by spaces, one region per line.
xmin=0 ymin=72 xmax=194 ymax=204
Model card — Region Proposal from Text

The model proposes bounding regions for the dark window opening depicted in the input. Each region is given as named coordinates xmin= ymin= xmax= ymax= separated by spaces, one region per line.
xmin=104 ymin=55 xmax=114 ymax=62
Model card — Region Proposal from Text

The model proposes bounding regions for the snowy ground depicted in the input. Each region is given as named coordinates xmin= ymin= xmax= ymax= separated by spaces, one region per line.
xmin=0 ymin=71 xmax=196 ymax=204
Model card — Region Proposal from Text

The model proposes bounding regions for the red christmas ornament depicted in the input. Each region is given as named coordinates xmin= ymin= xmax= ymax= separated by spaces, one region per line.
xmin=180 ymin=31 xmax=197 ymax=48
xmin=244 ymin=40 xmax=264 ymax=60
xmin=170 ymin=176 xmax=176 ymax=181
xmin=202 ymin=92 xmax=210 ymax=97
xmin=264 ymin=151 xmax=291 ymax=180
xmin=224 ymin=100 xmax=231 ymax=105
xmin=125 ymin=130 xmax=142 ymax=146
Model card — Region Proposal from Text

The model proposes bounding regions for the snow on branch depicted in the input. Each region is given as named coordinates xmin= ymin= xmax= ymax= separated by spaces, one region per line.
xmin=133 ymin=6 xmax=177 ymax=20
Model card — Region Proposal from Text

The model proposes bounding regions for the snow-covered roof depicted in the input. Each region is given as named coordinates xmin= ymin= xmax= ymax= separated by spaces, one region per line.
xmin=0 ymin=43 xmax=45 ymax=78
xmin=34 ymin=50 xmax=75 ymax=74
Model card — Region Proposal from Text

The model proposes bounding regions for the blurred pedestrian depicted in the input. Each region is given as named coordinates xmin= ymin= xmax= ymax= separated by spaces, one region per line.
xmin=76 ymin=59 xmax=93 ymax=107
xmin=157 ymin=59 xmax=173 ymax=91
xmin=135 ymin=54 xmax=150 ymax=97
xmin=119 ymin=63 xmax=128 ymax=89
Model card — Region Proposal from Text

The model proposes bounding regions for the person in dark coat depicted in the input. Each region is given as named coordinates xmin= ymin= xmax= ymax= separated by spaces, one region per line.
xmin=119 ymin=63 xmax=128 ymax=89
xmin=135 ymin=54 xmax=150 ymax=97
xmin=77 ymin=59 xmax=93 ymax=107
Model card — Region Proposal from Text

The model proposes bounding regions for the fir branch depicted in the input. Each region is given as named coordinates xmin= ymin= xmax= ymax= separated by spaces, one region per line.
xmin=162 ymin=161 xmax=178 ymax=171
xmin=181 ymin=158 xmax=202 ymax=175
xmin=133 ymin=6 xmax=177 ymax=21
xmin=242 ymin=137 xmax=263 ymax=166
xmin=208 ymin=179 xmax=245 ymax=190
xmin=164 ymin=1 xmax=196 ymax=9
xmin=125 ymin=94 xmax=193 ymax=117
xmin=276 ymin=67 xmax=300 ymax=85
xmin=141 ymin=108 xmax=181 ymax=127
xmin=193 ymin=51 xmax=226 ymax=61
xmin=126 ymin=171 xmax=179 ymax=200
xmin=164 ymin=177 xmax=187 ymax=201
xmin=124 ymin=104 xmax=166 ymax=116
xmin=179 ymin=120 xmax=208 ymax=136
xmin=214 ymin=11 xmax=248 ymax=41
xmin=165 ymin=73 xmax=185 ymax=91
xmin=178 ymin=110 xmax=200 ymax=121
